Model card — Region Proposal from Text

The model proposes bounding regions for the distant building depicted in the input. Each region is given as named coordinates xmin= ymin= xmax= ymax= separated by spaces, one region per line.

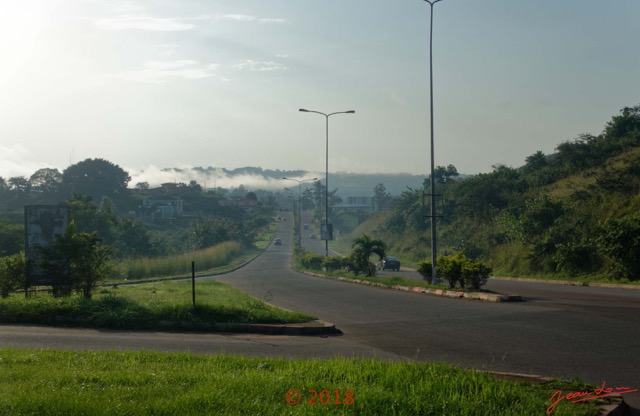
xmin=219 ymin=197 xmax=258 ymax=212
xmin=141 ymin=199 xmax=183 ymax=220
xmin=335 ymin=196 xmax=374 ymax=211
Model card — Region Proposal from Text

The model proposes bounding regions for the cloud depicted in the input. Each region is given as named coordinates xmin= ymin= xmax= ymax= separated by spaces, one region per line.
xmin=232 ymin=59 xmax=288 ymax=72
xmin=218 ymin=14 xmax=286 ymax=24
xmin=109 ymin=60 xmax=223 ymax=83
xmin=94 ymin=15 xmax=196 ymax=31
xmin=129 ymin=166 xmax=289 ymax=189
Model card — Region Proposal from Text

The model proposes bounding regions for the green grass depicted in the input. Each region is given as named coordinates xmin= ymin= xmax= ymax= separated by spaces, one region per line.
xmin=0 ymin=279 xmax=314 ymax=329
xmin=0 ymin=349 xmax=600 ymax=416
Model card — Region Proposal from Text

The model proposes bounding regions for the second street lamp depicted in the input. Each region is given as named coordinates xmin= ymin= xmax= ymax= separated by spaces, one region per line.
xmin=299 ymin=108 xmax=355 ymax=257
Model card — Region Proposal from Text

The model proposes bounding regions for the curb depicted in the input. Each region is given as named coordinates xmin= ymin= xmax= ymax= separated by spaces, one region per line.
xmin=153 ymin=319 xmax=340 ymax=335
xmin=0 ymin=316 xmax=341 ymax=336
xmin=491 ymin=276 xmax=640 ymax=291
xmin=304 ymin=272 xmax=522 ymax=302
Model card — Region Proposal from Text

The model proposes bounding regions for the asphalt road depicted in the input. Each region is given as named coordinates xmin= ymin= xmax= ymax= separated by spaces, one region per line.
xmin=2 ymin=210 xmax=638 ymax=409
xmin=226 ymin=211 xmax=640 ymax=408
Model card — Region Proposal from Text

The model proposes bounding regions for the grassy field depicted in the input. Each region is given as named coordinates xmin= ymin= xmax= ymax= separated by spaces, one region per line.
xmin=0 ymin=349 xmax=600 ymax=416
xmin=0 ymin=279 xmax=314 ymax=329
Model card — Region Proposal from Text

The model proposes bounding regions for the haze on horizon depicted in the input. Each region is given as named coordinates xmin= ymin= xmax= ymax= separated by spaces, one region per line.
xmin=1 ymin=0 xmax=638 ymax=181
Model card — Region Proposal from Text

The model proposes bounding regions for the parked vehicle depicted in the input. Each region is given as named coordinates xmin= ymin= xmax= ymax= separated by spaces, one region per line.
xmin=377 ymin=256 xmax=401 ymax=271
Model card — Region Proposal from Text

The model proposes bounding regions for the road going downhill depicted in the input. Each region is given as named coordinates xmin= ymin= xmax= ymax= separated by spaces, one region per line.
xmin=214 ymin=211 xmax=640 ymax=408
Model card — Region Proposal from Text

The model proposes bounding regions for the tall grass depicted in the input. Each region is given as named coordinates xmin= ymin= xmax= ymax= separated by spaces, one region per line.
xmin=112 ymin=241 xmax=243 ymax=280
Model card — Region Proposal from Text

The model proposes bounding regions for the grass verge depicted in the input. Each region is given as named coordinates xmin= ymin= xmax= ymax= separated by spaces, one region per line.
xmin=0 ymin=349 xmax=601 ymax=416
xmin=0 ymin=279 xmax=314 ymax=330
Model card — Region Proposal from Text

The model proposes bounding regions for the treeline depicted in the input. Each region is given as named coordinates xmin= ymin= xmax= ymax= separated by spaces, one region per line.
xmin=377 ymin=104 xmax=640 ymax=280
xmin=0 ymin=158 xmax=277 ymax=259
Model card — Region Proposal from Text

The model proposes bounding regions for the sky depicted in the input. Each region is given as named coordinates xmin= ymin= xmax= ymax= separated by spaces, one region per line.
xmin=1 ymin=0 xmax=639 ymax=186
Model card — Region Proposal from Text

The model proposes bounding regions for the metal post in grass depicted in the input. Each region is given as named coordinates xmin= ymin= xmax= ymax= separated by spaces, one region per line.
xmin=191 ymin=261 xmax=196 ymax=307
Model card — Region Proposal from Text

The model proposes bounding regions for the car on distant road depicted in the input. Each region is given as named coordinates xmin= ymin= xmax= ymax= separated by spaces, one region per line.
xmin=274 ymin=238 xmax=282 ymax=246
xmin=377 ymin=256 xmax=401 ymax=271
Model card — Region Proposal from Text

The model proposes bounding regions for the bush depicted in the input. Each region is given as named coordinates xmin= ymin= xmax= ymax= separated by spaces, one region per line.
xmin=417 ymin=260 xmax=432 ymax=281
xmin=0 ymin=253 xmax=26 ymax=298
xmin=322 ymin=256 xmax=343 ymax=272
xmin=299 ymin=251 xmax=324 ymax=271
xmin=418 ymin=253 xmax=491 ymax=289
xmin=438 ymin=254 xmax=465 ymax=289
xmin=461 ymin=258 xmax=492 ymax=289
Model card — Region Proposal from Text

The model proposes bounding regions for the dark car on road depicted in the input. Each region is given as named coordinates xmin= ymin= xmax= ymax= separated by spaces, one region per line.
xmin=274 ymin=238 xmax=282 ymax=246
xmin=378 ymin=256 xmax=401 ymax=271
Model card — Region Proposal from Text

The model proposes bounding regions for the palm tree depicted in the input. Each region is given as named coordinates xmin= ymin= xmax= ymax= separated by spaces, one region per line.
xmin=351 ymin=234 xmax=386 ymax=277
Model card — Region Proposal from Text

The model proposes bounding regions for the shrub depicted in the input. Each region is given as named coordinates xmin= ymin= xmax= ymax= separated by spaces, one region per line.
xmin=299 ymin=251 xmax=324 ymax=271
xmin=417 ymin=260 xmax=432 ymax=281
xmin=418 ymin=253 xmax=491 ymax=289
xmin=438 ymin=254 xmax=465 ymax=289
xmin=322 ymin=256 xmax=343 ymax=272
xmin=461 ymin=258 xmax=492 ymax=289
xmin=0 ymin=253 xmax=26 ymax=298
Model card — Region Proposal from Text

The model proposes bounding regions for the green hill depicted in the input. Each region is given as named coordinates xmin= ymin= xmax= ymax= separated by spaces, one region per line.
xmin=336 ymin=104 xmax=640 ymax=282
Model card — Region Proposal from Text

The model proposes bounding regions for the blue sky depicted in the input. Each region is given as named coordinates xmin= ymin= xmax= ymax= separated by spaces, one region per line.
xmin=1 ymin=0 xmax=638 ymax=185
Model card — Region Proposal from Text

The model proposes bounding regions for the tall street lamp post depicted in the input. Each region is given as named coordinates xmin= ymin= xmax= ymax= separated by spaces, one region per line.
xmin=299 ymin=108 xmax=355 ymax=257
xmin=283 ymin=177 xmax=317 ymax=244
xmin=423 ymin=0 xmax=443 ymax=285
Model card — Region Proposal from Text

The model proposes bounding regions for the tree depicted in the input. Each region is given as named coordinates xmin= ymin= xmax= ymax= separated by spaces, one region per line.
xmin=600 ymin=214 xmax=640 ymax=280
xmin=39 ymin=223 xmax=111 ymax=298
xmin=29 ymin=168 xmax=62 ymax=195
xmin=350 ymin=234 xmax=386 ymax=277
xmin=62 ymin=158 xmax=131 ymax=208
xmin=604 ymin=104 xmax=640 ymax=144
xmin=113 ymin=217 xmax=156 ymax=258
xmin=134 ymin=182 xmax=150 ymax=190
xmin=373 ymin=183 xmax=392 ymax=212
xmin=64 ymin=194 xmax=117 ymax=244
xmin=0 ymin=218 xmax=23 ymax=256
xmin=430 ymin=164 xmax=459 ymax=184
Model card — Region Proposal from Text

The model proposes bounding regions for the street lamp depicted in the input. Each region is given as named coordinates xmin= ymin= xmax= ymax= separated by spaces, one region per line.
xmin=423 ymin=0 xmax=443 ymax=285
xmin=299 ymin=108 xmax=355 ymax=257
xmin=283 ymin=177 xmax=317 ymax=244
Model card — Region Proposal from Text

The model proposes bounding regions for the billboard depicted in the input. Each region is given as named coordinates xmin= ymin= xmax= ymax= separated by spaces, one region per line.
xmin=24 ymin=205 xmax=71 ymax=285
xmin=320 ymin=223 xmax=333 ymax=241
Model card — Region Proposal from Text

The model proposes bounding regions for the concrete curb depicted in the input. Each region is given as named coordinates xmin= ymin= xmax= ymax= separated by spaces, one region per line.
xmin=491 ymin=276 xmax=640 ymax=290
xmin=0 ymin=316 xmax=341 ymax=336
xmin=304 ymin=272 xmax=523 ymax=302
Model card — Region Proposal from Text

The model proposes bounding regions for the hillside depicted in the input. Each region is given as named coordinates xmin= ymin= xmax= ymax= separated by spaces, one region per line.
xmin=337 ymin=104 xmax=640 ymax=281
